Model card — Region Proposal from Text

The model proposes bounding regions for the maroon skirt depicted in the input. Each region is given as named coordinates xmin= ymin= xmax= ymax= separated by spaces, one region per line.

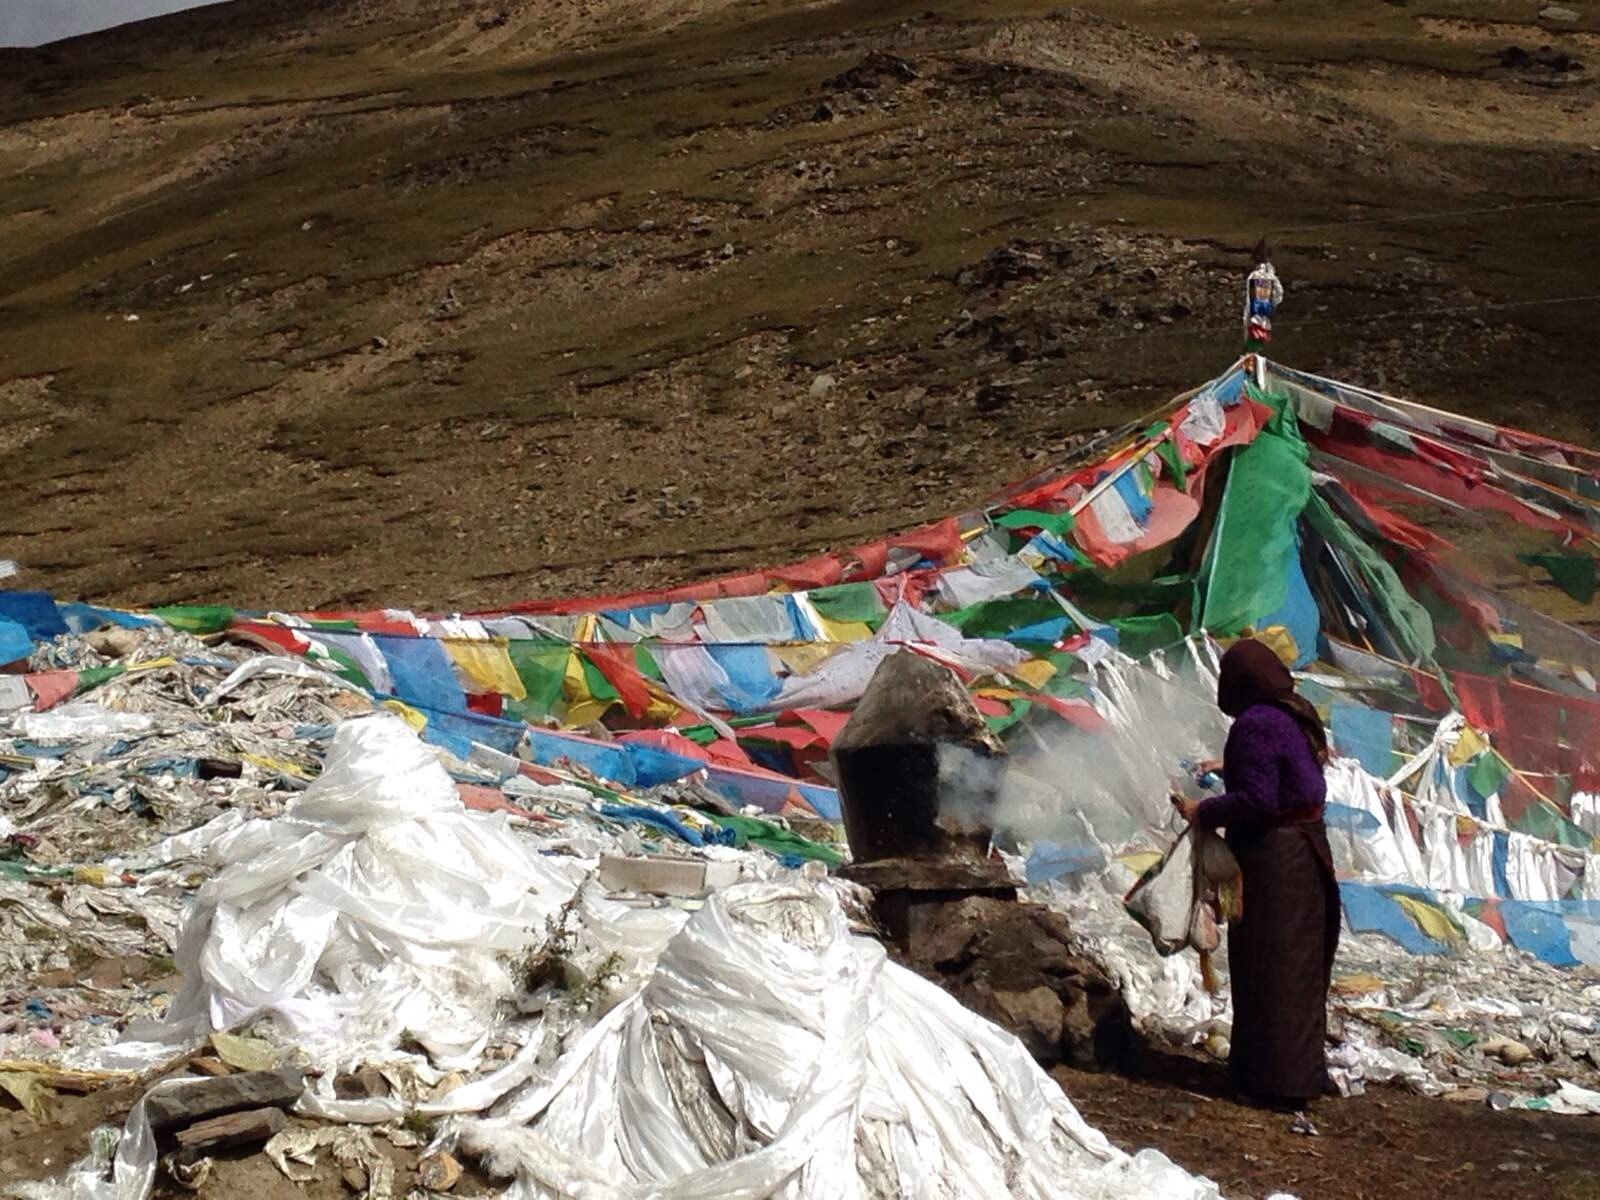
xmin=1225 ymin=819 xmax=1341 ymax=1102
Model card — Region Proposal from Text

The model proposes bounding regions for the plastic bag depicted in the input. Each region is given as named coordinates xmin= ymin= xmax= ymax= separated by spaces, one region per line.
xmin=11 ymin=701 xmax=155 ymax=742
xmin=1124 ymin=828 xmax=1240 ymax=958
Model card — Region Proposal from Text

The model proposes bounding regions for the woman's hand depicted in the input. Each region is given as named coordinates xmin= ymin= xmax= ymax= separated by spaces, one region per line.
xmin=1195 ymin=758 xmax=1222 ymax=777
xmin=1171 ymin=794 xmax=1202 ymax=824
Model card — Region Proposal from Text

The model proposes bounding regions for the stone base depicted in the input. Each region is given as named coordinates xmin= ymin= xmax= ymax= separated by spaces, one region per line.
xmin=840 ymin=856 xmax=1020 ymax=947
xmin=837 ymin=855 xmax=1017 ymax=893
xmin=885 ymin=893 xmax=1133 ymax=1072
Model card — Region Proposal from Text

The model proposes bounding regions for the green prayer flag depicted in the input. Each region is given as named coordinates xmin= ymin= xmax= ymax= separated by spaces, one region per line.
xmin=995 ymin=508 xmax=1076 ymax=538
xmin=1518 ymin=553 xmax=1596 ymax=605
xmin=1512 ymin=795 xmax=1593 ymax=852
xmin=633 ymin=643 xmax=663 ymax=681
xmin=806 ymin=582 xmax=885 ymax=625
xmin=1154 ymin=438 xmax=1188 ymax=492
xmin=1466 ymin=750 xmax=1512 ymax=802
xmin=943 ymin=595 xmax=1067 ymax=640
xmin=153 ymin=605 xmax=234 ymax=635
xmin=710 ymin=813 xmax=843 ymax=866
xmin=317 ymin=645 xmax=372 ymax=691
xmin=73 ymin=664 xmax=126 ymax=695
xmin=1200 ymin=394 xmax=1311 ymax=637
xmin=580 ymin=653 xmax=619 ymax=704
xmin=1043 ymin=671 xmax=1090 ymax=700
xmin=1134 ymin=460 xmax=1154 ymax=497
xmin=1108 ymin=613 xmax=1185 ymax=660
xmin=1304 ymin=491 xmax=1437 ymax=665
xmin=506 ymin=642 xmax=571 ymax=721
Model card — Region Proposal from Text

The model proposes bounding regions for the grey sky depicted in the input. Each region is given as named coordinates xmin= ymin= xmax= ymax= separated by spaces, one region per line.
xmin=1 ymin=1 xmax=216 ymax=47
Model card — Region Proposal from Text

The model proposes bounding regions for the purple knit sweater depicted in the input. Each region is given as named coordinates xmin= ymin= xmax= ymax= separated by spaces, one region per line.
xmin=1197 ymin=703 xmax=1327 ymax=831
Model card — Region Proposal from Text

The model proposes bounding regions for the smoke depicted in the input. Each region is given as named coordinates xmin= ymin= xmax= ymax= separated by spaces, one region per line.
xmin=945 ymin=645 xmax=1230 ymax=853
xmin=935 ymin=741 xmax=1005 ymax=836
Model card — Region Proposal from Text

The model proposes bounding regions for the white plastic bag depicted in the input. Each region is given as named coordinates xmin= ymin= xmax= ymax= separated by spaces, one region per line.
xmin=1123 ymin=827 xmax=1240 ymax=984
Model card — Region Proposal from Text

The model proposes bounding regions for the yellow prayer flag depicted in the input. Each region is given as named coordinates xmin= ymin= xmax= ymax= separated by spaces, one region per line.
xmin=643 ymin=681 xmax=684 ymax=723
xmin=241 ymin=753 xmax=313 ymax=779
xmin=1393 ymin=894 xmax=1465 ymax=946
xmin=773 ymin=643 xmax=838 ymax=674
xmin=814 ymin=615 xmax=873 ymax=643
xmin=1013 ymin=658 xmax=1057 ymax=689
xmin=444 ymin=638 xmax=527 ymax=701
xmin=562 ymin=699 xmax=611 ymax=728
xmin=1252 ymin=625 xmax=1300 ymax=667
xmin=125 ymin=657 xmax=178 ymax=674
xmin=1118 ymin=851 xmax=1163 ymax=877
xmin=1448 ymin=724 xmax=1490 ymax=767
xmin=381 ymin=699 xmax=428 ymax=732
xmin=561 ymin=643 xmax=612 ymax=727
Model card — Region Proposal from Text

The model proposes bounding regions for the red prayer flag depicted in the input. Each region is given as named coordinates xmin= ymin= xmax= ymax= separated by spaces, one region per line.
xmin=583 ymin=643 xmax=653 ymax=719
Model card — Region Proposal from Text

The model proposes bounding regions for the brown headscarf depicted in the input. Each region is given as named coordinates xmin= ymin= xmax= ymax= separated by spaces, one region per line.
xmin=1216 ymin=637 xmax=1328 ymax=764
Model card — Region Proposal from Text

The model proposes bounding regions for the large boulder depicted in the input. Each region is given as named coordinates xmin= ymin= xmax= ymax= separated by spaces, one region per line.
xmin=892 ymin=894 xmax=1133 ymax=1071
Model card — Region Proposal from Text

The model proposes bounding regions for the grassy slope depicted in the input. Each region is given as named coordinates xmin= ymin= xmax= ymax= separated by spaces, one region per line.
xmin=0 ymin=0 xmax=1597 ymax=610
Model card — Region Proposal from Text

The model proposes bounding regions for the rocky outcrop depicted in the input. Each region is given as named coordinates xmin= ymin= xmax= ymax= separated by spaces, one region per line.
xmin=892 ymin=894 xmax=1133 ymax=1071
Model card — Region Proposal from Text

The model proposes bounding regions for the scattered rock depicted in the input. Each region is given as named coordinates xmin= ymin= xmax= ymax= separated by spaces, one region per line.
xmin=1541 ymin=5 xmax=1579 ymax=21
xmin=430 ymin=288 xmax=464 ymax=320
xmin=975 ymin=382 xmax=1014 ymax=413
xmin=809 ymin=373 xmax=837 ymax=396
xmin=824 ymin=51 xmax=919 ymax=92
xmin=1172 ymin=31 xmax=1201 ymax=54
xmin=989 ymin=986 xmax=1066 ymax=1059
xmin=168 ymin=1156 xmax=212 ymax=1189
xmin=333 ymin=1067 xmax=390 ymax=1100
xmin=211 ymin=1031 xmax=283 ymax=1072
xmin=419 ymin=1151 xmax=464 ymax=1192
xmin=1479 ymin=1036 xmax=1533 ymax=1066
xmin=188 ymin=1057 xmax=231 ymax=1079
xmin=1445 ymin=1087 xmax=1489 ymax=1104
xmin=954 ymin=240 xmax=1071 ymax=289
xmin=146 ymin=1068 xmax=304 ymax=1134
xmin=1499 ymin=44 xmax=1583 ymax=74
xmin=173 ymin=1106 xmax=288 ymax=1155
xmin=84 ymin=628 xmax=142 ymax=658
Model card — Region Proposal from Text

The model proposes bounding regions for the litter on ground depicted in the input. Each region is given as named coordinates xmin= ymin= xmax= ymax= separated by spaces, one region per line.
xmin=7 ymin=356 xmax=1600 ymax=1198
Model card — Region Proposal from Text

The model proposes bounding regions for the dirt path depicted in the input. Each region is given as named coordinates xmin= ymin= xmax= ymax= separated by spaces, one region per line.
xmin=1057 ymin=1056 xmax=1600 ymax=1200
xmin=7 ymin=1059 xmax=1600 ymax=1198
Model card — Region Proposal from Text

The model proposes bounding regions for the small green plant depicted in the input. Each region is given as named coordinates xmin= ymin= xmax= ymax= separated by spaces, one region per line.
xmin=504 ymin=875 xmax=623 ymax=1012
xmin=401 ymin=1109 xmax=436 ymax=1138
xmin=566 ymin=951 xmax=626 ymax=1011
xmin=511 ymin=889 xmax=584 ymax=995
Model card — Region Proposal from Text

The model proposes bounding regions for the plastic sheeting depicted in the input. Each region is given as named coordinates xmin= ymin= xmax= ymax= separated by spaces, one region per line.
xmin=455 ymin=882 xmax=1218 ymax=1200
xmin=108 ymin=713 xmax=587 ymax=1071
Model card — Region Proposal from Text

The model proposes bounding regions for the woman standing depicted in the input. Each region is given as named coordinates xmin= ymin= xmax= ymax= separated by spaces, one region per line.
xmin=1174 ymin=638 xmax=1340 ymax=1113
